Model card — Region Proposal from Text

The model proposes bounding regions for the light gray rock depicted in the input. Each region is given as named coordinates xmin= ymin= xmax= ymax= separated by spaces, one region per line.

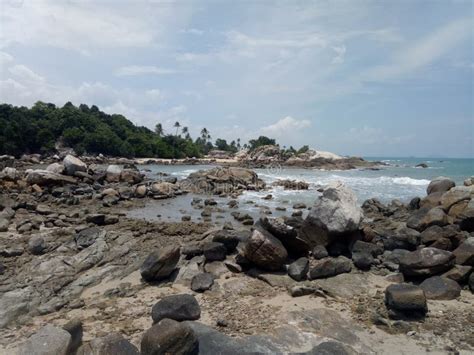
xmin=106 ymin=165 xmax=123 ymax=183
xmin=18 ymin=325 xmax=72 ymax=355
xmin=26 ymin=169 xmax=76 ymax=186
xmin=63 ymin=154 xmax=87 ymax=176
xmin=46 ymin=162 xmax=65 ymax=174
xmin=427 ymin=177 xmax=455 ymax=195
xmin=300 ymin=182 xmax=362 ymax=247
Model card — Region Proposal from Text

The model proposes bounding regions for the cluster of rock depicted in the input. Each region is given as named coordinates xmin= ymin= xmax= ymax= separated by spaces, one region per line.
xmin=179 ymin=167 xmax=265 ymax=196
xmin=272 ymin=179 xmax=309 ymax=190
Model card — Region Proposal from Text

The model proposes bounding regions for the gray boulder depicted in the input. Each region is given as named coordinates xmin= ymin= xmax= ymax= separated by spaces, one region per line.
xmin=399 ymin=247 xmax=455 ymax=277
xmin=419 ymin=276 xmax=461 ymax=300
xmin=0 ymin=217 xmax=9 ymax=232
xmin=202 ymin=242 xmax=227 ymax=262
xmin=140 ymin=246 xmax=180 ymax=282
xmin=63 ymin=154 xmax=87 ymax=176
xmin=259 ymin=216 xmax=309 ymax=255
xmin=469 ymin=272 xmax=474 ymax=292
xmin=77 ymin=333 xmax=138 ymax=355
xmin=151 ymin=294 xmax=201 ymax=324
xmin=427 ymin=177 xmax=455 ymax=195
xmin=300 ymin=182 xmax=362 ymax=247
xmin=46 ymin=162 xmax=65 ymax=174
xmin=75 ymin=227 xmax=106 ymax=249
xmin=288 ymin=257 xmax=309 ymax=281
xmin=18 ymin=325 xmax=72 ymax=355
xmin=309 ymin=256 xmax=352 ymax=279
xmin=28 ymin=236 xmax=47 ymax=255
xmin=243 ymin=228 xmax=288 ymax=271
xmin=452 ymin=237 xmax=474 ymax=265
xmin=191 ymin=273 xmax=214 ymax=293
xmin=26 ymin=169 xmax=76 ymax=186
xmin=141 ymin=319 xmax=199 ymax=355
xmin=306 ymin=341 xmax=358 ymax=355
xmin=385 ymin=283 xmax=427 ymax=319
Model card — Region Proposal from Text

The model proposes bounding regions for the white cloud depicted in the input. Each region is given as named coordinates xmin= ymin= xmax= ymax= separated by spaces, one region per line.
xmin=115 ymin=65 xmax=177 ymax=77
xmin=180 ymin=28 xmax=204 ymax=35
xmin=9 ymin=64 xmax=45 ymax=82
xmin=331 ymin=45 xmax=346 ymax=64
xmin=362 ymin=18 xmax=472 ymax=81
xmin=260 ymin=116 xmax=311 ymax=137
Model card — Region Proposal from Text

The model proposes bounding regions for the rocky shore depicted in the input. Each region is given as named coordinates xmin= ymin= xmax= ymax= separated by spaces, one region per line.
xmin=1 ymin=155 xmax=473 ymax=354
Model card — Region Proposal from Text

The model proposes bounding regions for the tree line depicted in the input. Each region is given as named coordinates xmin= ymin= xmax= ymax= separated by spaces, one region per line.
xmin=0 ymin=102 xmax=291 ymax=158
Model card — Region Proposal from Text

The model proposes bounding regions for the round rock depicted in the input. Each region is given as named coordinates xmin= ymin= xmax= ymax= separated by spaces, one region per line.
xmin=151 ymin=294 xmax=201 ymax=324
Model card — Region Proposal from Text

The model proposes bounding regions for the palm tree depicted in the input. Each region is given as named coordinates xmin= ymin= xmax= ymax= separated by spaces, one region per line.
xmin=174 ymin=121 xmax=181 ymax=136
xmin=182 ymin=126 xmax=189 ymax=135
xmin=155 ymin=123 xmax=163 ymax=137
xmin=200 ymin=128 xmax=208 ymax=142
xmin=237 ymin=138 xmax=241 ymax=150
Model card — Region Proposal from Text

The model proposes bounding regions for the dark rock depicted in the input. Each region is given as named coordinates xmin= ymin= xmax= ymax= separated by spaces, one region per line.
xmin=191 ymin=273 xmax=214 ymax=293
xmin=352 ymin=252 xmax=375 ymax=270
xmin=86 ymin=214 xmax=106 ymax=225
xmin=427 ymin=177 xmax=455 ymax=195
xmin=351 ymin=240 xmax=384 ymax=256
xmin=452 ymin=237 xmax=474 ymax=265
xmin=441 ymin=265 xmax=472 ymax=283
xmin=211 ymin=230 xmax=241 ymax=253
xmin=419 ymin=276 xmax=461 ymax=300
xmin=312 ymin=245 xmax=328 ymax=259
xmin=259 ymin=216 xmax=309 ymax=255
xmin=78 ymin=333 xmax=138 ymax=355
xmin=385 ymin=283 xmax=427 ymax=319
xmin=288 ymin=257 xmax=309 ymax=281
xmin=381 ymin=249 xmax=411 ymax=270
xmin=469 ymin=272 xmax=474 ymax=292
xmin=28 ymin=236 xmax=46 ymax=255
xmin=399 ymin=247 xmax=455 ymax=277
xmin=75 ymin=227 xmax=106 ymax=249
xmin=63 ymin=318 xmax=83 ymax=354
xmin=381 ymin=227 xmax=420 ymax=251
xmin=140 ymin=246 xmax=181 ymax=282
xmin=243 ymin=228 xmax=288 ymax=271
xmin=309 ymin=256 xmax=352 ymax=279
xmin=420 ymin=225 xmax=445 ymax=245
xmin=151 ymin=294 xmax=201 ymax=324
xmin=181 ymin=244 xmax=203 ymax=259
xmin=408 ymin=197 xmax=420 ymax=210
xmin=416 ymin=163 xmax=428 ymax=168
xmin=305 ymin=341 xmax=358 ymax=355
xmin=293 ymin=203 xmax=307 ymax=209
xmin=141 ymin=318 xmax=198 ymax=355
xmin=202 ymin=242 xmax=227 ymax=261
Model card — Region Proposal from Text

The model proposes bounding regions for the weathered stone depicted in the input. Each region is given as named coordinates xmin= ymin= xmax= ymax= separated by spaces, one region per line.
xmin=351 ymin=240 xmax=384 ymax=256
xmin=441 ymin=186 xmax=473 ymax=211
xmin=381 ymin=227 xmax=420 ymax=251
xmin=259 ymin=216 xmax=309 ymax=255
xmin=191 ymin=273 xmax=214 ymax=292
xmin=78 ymin=333 xmax=138 ymax=355
xmin=211 ymin=230 xmax=241 ymax=253
xmin=135 ymin=185 xmax=147 ymax=198
xmin=419 ymin=276 xmax=461 ymax=300
xmin=288 ymin=257 xmax=309 ymax=281
xmin=427 ymin=177 xmax=455 ymax=195
xmin=140 ymin=246 xmax=181 ymax=282
xmin=385 ymin=283 xmax=427 ymax=319
xmin=18 ymin=325 xmax=72 ymax=355
xmin=309 ymin=256 xmax=352 ymax=279
xmin=306 ymin=341 xmax=358 ymax=355
xmin=399 ymin=247 xmax=455 ymax=277
xmin=441 ymin=265 xmax=472 ymax=283
xmin=151 ymin=294 xmax=201 ymax=324
xmin=0 ymin=218 xmax=9 ymax=232
xmin=243 ymin=228 xmax=288 ymax=271
xmin=63 ymin=154 xmax=87 ymax=176
xmin=202 ymin=242 xmax=227 ymax=261
xmin=28 ymin=236 xmax=46 ymax=255
xmin=75 ymin=227 xmax=106 ymax=249
xmin=63 ymin=318 xmax=83 ymax=355
xmin=312 ymin=245 xmax=328 ymax=259
xmin=452 ymin=237 xmax=474 ymax=265
xmin=141 ymin=319 xmax=199 ymax=355
xmin=26 ymin=169 xmax=77 ymax=186
xmin=46 ymin=162 xmax=65 ymax=174
xmin=300 ymin=182 xmax=362 ymax=247
xmin=352 ymin=252 xmax=375 ymax=270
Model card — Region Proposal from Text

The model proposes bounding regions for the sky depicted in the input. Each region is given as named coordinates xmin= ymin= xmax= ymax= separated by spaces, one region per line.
xmin=0 ymin=0 xmax=473 ymax=158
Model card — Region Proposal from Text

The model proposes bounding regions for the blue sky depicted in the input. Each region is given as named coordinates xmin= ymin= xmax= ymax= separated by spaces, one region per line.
xmin=0 ymin=0 xmax=472 ymax=157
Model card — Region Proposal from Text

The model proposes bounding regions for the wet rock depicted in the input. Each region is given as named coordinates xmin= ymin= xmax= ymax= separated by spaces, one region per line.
xmin=141 ymin=319 xmax=199 ymax=355
xmin=202 ymin=242 xmax=227 ymax=261
xmin=78 ymin=333 xmax=138 ymax=355
xmin=427 ymin=177 xmax=455 ymax=195
xmin=385 ymin=283 xmax=427 ymax=319
xmin=306 ymin=341 xmax=358 ymax=355
xmin=243 ymin=228 xmax=288 ymax=271
xmin=140 ymin=246 xmax=181 ymax=282
xmin=191 ymin=273 xmax=214 ymax=292
xmin=293 ymin=203 xmax=307 ymax=209
xmin=309 ymin=256 xmax=352 ymax=279
xmin=288 ymin=257 xmax=309 ymax=281
xmin=151 ymin=294 xmax=201 ymax=324
xmin=18 ymin=325 xmax=72 ymax=355
xmin=300 ymin=182 xmax=362 ymax=248
xmin=63 ymin=154 xmax=87 ymax=176
xmin=452 ymin=237 xmax=474 ymax=265
xmin=75 ymin=227 xmax=106 ymax=249
xmin=312 ymin=245 xmax=328 ymax=259
xmin=28 ymin=236 xmax=46 ymax=255
xmin=399 ymin=247 xmax=455 ymax=277
xmin=419 ymin=276 xmax=461 ymax=300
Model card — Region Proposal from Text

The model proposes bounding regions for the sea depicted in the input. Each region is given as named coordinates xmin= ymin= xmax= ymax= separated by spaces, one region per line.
xmin=130 ymin=157 xmax=474 ymax=223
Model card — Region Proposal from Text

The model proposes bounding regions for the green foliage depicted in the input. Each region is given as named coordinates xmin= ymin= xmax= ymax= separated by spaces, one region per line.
xmin=297 ymin=145 xmax=309 ymax=154
xmin=248 ymin=136 xmax=277 ymax=151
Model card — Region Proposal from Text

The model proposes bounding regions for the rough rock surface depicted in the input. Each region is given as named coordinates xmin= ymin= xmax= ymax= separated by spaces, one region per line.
xmin=243 ymin=228 xmax=288 ymax=271
xmin=140 ymin=246 xmax=181 ymax=282
xmin=385 ymin=283 xmax=427 ymax=319
xmin=151 ymin=294 xmax=201 ymax=324
xmin=419 ymin=276 xmax=462 ymax=300
xmin=399 ymin=247 xmax=455 ymax=277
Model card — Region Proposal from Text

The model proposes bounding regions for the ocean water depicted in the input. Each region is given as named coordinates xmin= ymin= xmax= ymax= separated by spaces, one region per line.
xmin=132 ymin=158 xmax=473 ymax=222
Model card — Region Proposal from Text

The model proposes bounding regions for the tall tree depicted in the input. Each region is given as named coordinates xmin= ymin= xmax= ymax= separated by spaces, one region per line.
xmin=174 ymin=121 xmax=181 ymax=136
xmin=155 ymin=123 xmax=163 ymax=137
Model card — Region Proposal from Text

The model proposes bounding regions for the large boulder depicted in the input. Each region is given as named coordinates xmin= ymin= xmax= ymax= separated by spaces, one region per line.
xmin=419 ymin=276 xmax=461 ymax=300
xmin=259 ymin=217 xmax=309 ymax=255
xmin=26 ymin=169 xmax=76 ymax=186
xmin=141 ymin=318 xmax=199 ymax=355
xmin=106 ymin=165 xmax=123 ymax=183
xmin=63 ymin=154 xmax=87 ymax=176
xmin=441 ymin=186 xmax=473 ymax=211
xmin=385 ymin=283 xmax=427 ymax=319
xmin=18 ymin=325 xmax=72 ymax=355
xmin=427 ymin=177 xmax=455 ymax=195
xmin=0 ymin=167 xmax=20 ymax=181
xmin=306 ymin=341 xmax=358 ymax=355
xmin=140 ymin=246 xmax=181 ymax=282
xmin=452 ymin=237 xmax=474 ymax=265
xmin=288 ymin=257 xmax=309 ymax=281
xmin=300 ymin=182 xmax=362 ymax=247
xmin=77 ymin=333 xmax=138 ymax=355
xmin=46 ymin=162 xmax=65 ymax=174
xmin=151 ymin=294 xmax=201 ymax=324
xmin=243 ymin=228 xmax=288 ymax=271
xmin=308 ymin=256 xmax=352 ymax=279
xmin=399 ymin=247 xmax=455 ymax=277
